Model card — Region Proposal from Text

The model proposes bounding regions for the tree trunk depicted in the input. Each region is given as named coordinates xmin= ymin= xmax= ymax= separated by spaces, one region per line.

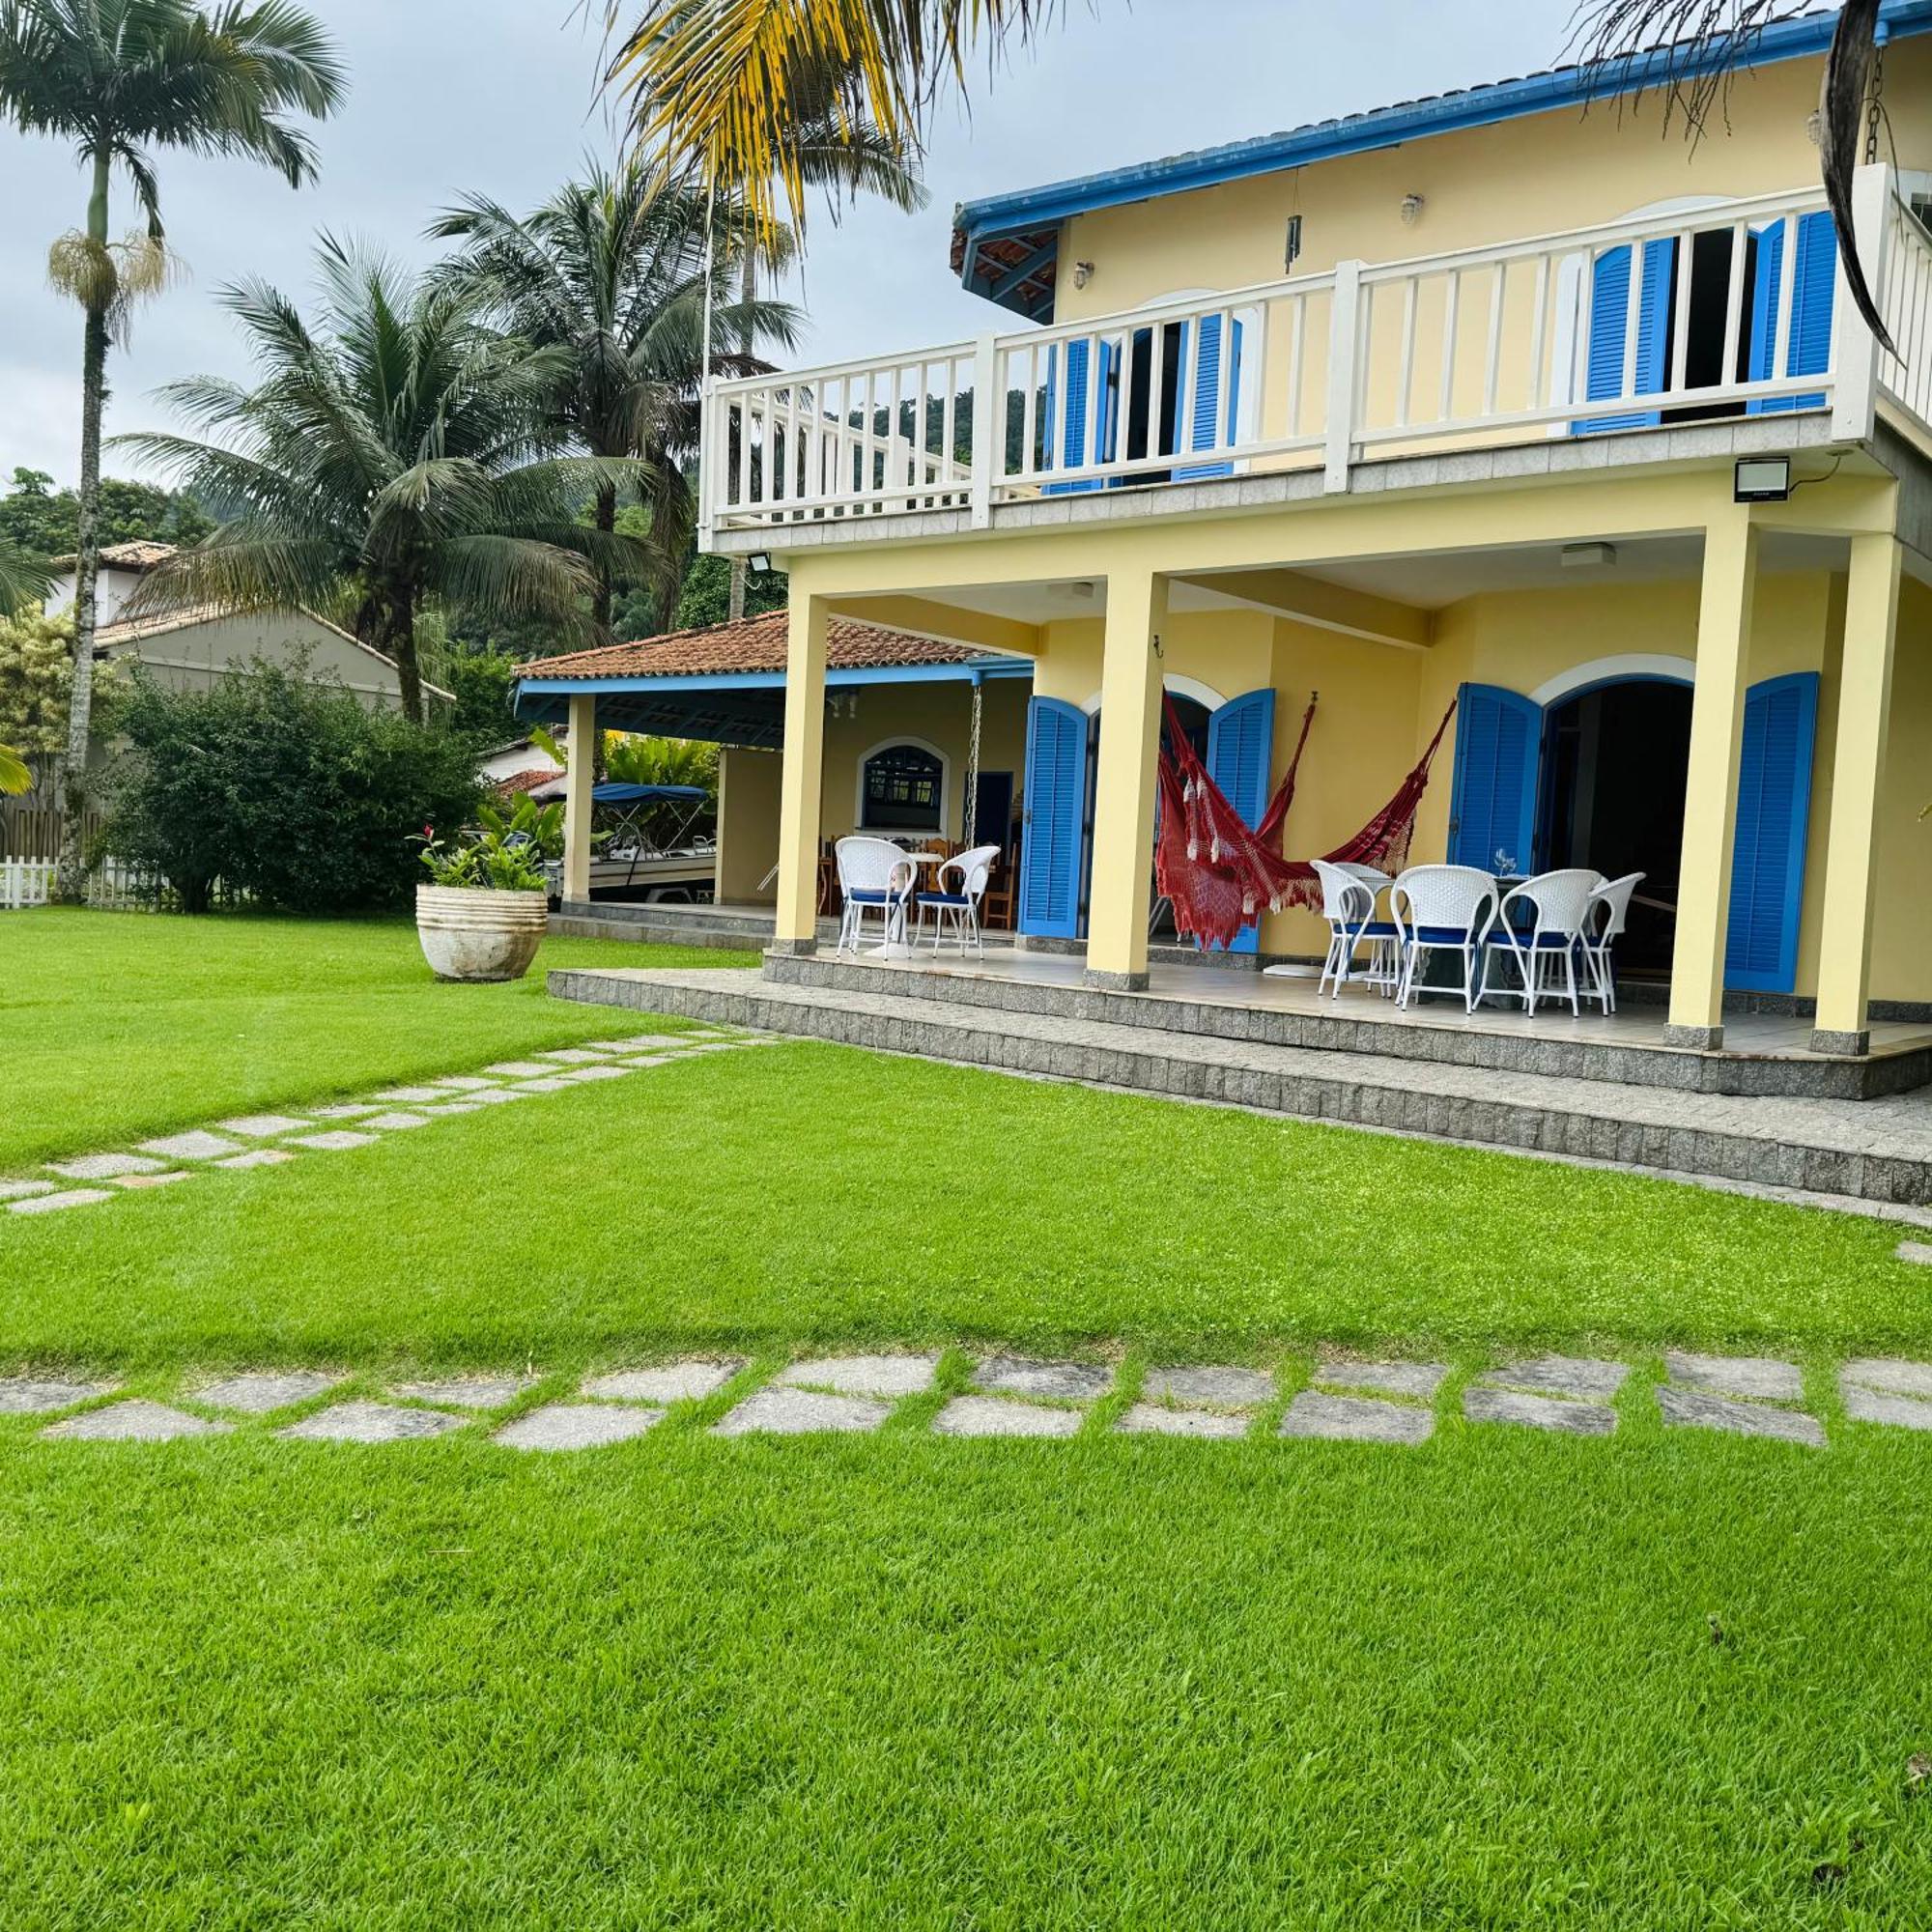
xmin=384 ymin=586 xmax=425 ymax=725
xmin=592 ymin=481 xmax=616 ymax=641
xmin=54 ymin=152 xmax=114 ymax=904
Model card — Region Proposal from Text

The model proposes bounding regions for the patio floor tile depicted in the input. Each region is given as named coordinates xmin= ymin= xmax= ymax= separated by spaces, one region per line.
xmin=1278 ymin=1390 xmax=1435 ymax=1445
xmin=278 ymin=1402 xmax=468 ymax=1443
xmin=1116 ymin=1403 xmax=1250 ymax=1439
xmin=1664 ymin=1351 xmax=1804 ymax=1403
xmin=10 ymin=1188 xmax=116 ymax=1214
xmin=972 ymin=1356 xmax=1113 ymax=1402
xmin=1463 ymin=1387 xmax=1617 ymax=1435
xmin=497 ymin=1404 xmax=665 ymax=1451
xmin=44 ymin=1401 xmax=232 ymax=1442
xmin=933 ymin=1395 xmax=1084 ymax=1438
xmin=195 ymin=1371 xmax=344 ymax=1413
xmin=1475 ymin=1356 xmax=1630 ymax=1401
xmin=45 ymin=1151 xmax=166 ymax=1180
xmin=1656 ymin=1387 xmax=1824 ymax=1446
xmin=1313 ymin=1359 xmax=1450 ymax=1401
xmin=0 ymin=1378 xmax=117 ymax=1414
xmin=1141 ymin=1365 xmax=1275 ymax=1406
xmin=138 ymin=1131 xmax=245 ymax=1161
xmin=778 ymin=1353 xmax=942 ymax=1397
xmin=712 ymin=1388 xmax=891 ymax=1436
xmin=584 ymin=1361 xmax=744 ymax=1404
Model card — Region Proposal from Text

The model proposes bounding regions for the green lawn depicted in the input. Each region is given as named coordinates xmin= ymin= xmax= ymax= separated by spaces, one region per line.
xmin=0 ymin=906 xmax=755 ymax=1169
xmin=5 ymin=911 xmax=1932 ymax=1927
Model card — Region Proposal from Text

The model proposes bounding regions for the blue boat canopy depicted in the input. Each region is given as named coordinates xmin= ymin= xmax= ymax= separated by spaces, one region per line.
xmin=591 ymin=782 xmax=708 ymax=805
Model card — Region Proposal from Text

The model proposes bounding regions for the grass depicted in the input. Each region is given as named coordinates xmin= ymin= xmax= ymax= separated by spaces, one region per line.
xmin=6 ymin=911 xmax=1932 ymax=1925
xmin=0 ymin=906 xmax=754 ymax=1169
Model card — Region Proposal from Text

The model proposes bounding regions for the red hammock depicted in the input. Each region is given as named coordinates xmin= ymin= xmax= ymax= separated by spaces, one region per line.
xmin=1155 ymin=696 xmax=1458 ymax=949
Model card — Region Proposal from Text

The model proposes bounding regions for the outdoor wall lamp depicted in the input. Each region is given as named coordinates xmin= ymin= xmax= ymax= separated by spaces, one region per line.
xmin=1734 ymin=456 xmax=1792 ymax=502
xmin=1400 ymin=193 xmax=1427 ymax=226
xmin=747 ymin=551 xmax=774 ymax=573
xmin=1071 ymin=260 xmax=1095 ymax=289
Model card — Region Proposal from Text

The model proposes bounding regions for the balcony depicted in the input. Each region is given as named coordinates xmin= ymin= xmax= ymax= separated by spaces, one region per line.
xmin=698 ymin=166 xmax=1932 ymax=549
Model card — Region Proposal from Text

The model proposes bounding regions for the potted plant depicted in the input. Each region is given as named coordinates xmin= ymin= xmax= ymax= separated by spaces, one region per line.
xmin=413 ymin=795 xmax=562 ymax=982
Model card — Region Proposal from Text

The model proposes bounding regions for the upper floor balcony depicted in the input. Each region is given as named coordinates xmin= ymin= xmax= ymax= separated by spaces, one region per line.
xmin=697 ymin=165 xmax=1932 ymax=554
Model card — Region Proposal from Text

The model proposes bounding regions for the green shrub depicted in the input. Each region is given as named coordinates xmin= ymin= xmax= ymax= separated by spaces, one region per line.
xmin=104 ymin=658 xmax=483 ymax=913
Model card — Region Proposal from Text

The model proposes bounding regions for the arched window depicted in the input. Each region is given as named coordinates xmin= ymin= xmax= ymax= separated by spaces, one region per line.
xmin=861 ymin=741 xmax=944 ymax=832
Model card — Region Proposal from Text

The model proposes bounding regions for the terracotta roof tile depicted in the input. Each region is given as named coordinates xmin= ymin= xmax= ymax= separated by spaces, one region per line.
xmin=48 ymin=539 xmax=178 ymax=571
xmin=517 ymin=610 xmax=999 ymax=682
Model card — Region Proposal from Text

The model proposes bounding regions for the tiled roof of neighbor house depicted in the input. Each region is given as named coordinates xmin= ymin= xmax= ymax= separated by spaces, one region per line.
xmin=494 ymin=766 xmax=558 ymax=796
xmin=518 ymin=610 xmax=991 ymax=682
xmin=47 ymin=539 xmax=179 ymax=572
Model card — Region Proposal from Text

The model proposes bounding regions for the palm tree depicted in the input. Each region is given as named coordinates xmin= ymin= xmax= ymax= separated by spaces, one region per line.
xmin=432 ymin=162 xmax=803 ymax=642
xmin=116 ymin=238 xmax=654 ymax=723
xmin=0 ymin=533 xmax=49 ymax=793
xmin=0 ymin=0 xmax=345 ymax=895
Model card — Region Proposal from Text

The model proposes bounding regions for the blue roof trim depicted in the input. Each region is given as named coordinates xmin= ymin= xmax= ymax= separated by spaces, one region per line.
xmin=514 ymin=656 xmax=1031 ymax=711
xmin=955 ymin=1 xmax=1932 ymax=307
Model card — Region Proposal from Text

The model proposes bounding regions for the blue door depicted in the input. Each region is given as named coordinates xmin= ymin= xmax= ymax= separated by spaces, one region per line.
xmin=1174 ymin=314 xmax=1245 ymax=481
xmin=1448 ymin=684 xmax=1544 ymax=872
xmin=1043 ymin=337 xmax=1120 ymax=495
xmin=1205 ymin=686 xmax=1277 ymax=954
xmin=1747 ymin=211 xmax=1835 ymax=415
xmin=1724 ymin=671 xmax=1820 ymax=993
xmin=1576 ymin=238 xmax=1676 ymax=434
xmin=1019 ymin=696 xmax=1088 ymax=938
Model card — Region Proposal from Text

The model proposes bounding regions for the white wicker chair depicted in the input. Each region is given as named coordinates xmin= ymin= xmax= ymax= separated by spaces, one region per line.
xmin=1389 ymin=866 xmax=1500 ymax=1012
xmin=835 ymin=837 xmax=917 ymax=954
xmin=1581 ymin=871 xmax=1644 ymax=1013
xmin=917 ymin=842 xmax=1002 ymax=955
xmin=1312 ymin=859 xmax=1400 ymax=999
xmin=1486 ymin=867 xmax=1601 ymax=1016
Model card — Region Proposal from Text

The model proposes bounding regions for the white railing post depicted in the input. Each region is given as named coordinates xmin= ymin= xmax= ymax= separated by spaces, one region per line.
xmin=969 ymin=330 xmax=1000 ymax=529
xmin=1833 ymin=163 xmax=1894 ymax=443
xmin=696 ymin=375 xmax=718 ymax=550
xmin=1324 ymin=260 xmax=1364 ymax=493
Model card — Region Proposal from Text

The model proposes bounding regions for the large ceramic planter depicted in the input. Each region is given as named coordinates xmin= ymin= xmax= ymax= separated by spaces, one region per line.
xmin=415 ymin=885 xmax=548 ymax=983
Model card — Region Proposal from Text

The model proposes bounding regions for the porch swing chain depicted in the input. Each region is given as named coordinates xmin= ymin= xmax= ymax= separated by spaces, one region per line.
xmin=1866 ymin=44 xmax=1884 ymax=168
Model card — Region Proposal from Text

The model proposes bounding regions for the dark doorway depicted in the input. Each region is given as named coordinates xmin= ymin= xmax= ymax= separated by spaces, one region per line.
xmin=1540 ymin=680 xmax=1690 ymax=977
xmin=972 ymin=769 xmax=1015 ymax=849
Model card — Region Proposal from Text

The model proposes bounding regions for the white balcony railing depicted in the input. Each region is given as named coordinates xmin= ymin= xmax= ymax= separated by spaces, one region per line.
xmin=699 ymin=165 xmax=1926 ymax=543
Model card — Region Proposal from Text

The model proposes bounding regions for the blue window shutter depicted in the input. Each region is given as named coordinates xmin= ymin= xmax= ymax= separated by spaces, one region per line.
xmin=1749 ymin=212 xmax=1834 ymax=415
xmin=1447 ymin=684 xmax=1543 ymax=871
xmin=1176 ymin=315 xmax=1243 ymax=481
xmin=1020 ymin=696 xmax=1088 ymax=937
xmin=1206 ymin=686 xmax=1277 ymax=953
xmin=1045 ymin=338 xmax=1104 ymax=496
xmin=1576 ymin=239 xmax=1674 ymax=434
xmin=1724 ymin=671 xmax=1819 ymax=993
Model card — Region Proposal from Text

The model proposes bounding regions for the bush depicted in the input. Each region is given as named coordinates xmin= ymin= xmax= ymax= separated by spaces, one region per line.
xmin=104 ymin=657 xmax=483 ymax=913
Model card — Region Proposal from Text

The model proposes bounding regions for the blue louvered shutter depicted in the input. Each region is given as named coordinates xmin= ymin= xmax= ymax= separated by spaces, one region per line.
xmin=1724 ymin=671 xmax=1819 ymax=993
xmin=1020 ymin=696 xmax=1088 ymax=937
xmin=1175 ymin=315 xmax=1244 ymax=480
xmin=1748 ymin=212 xmax=1834 ymax=415
xmin=1205 ymin=686 xmax=1277 ymax=954
xmin=1447 ymin=684 xmax=1544 ymax=871
xmin=1576 ymin=239 xmax=1675 ymax=434
xmin=1045 ymin=338 xmax=1103 ymax=495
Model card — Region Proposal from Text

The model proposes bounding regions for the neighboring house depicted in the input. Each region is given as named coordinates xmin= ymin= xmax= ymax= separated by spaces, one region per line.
xmin=45 ymin=540 xmax=180 ymax=628
xmin=526 ymin=4 xmax=1932 ymax=1066
xmin=481 ymin=735 xmax=566 ymax=788
xmin=518 ymin=611 xmax=1031 ymax=904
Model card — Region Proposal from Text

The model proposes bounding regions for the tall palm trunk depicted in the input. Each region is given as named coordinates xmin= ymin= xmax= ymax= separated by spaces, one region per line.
xmin=54 ymin=150 xmax=114 ymax=904
xmin=592 ymin=479 xmax=616 ymax=639
xmin=727 ymin=248 xmax=756 ymax=623
xmin=381 ymin=585 xmax=425 ymax=724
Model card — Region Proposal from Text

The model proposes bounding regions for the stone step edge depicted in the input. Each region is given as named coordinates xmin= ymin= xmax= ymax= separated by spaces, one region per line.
xmin=546 ymin=969 xmax=1932 ymax=1208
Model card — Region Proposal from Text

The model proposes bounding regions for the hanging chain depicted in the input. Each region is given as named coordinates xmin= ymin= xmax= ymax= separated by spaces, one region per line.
xmin=1866 ymin=43 xmax=1886 ymax=167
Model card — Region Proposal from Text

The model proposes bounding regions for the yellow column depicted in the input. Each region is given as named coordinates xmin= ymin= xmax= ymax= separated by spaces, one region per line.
xmin=774 ymin=590 xmax=830 ymax=952
xmin=1664 ymin=504 xmax=1759 ymax=1050
xmin=1083 ymin=566 xmax=1170 ymax=990
xmin=1811 ymin=529 xmax=1903 ymax=1054
xmin=561 ymin=692 xmax=596 ymax=904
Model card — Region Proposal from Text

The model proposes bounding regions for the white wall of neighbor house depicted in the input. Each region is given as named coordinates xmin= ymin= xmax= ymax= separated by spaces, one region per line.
xmin=45 ymin=565 xmax=147 ymax=628
xmin=101 ymin=612 xmax=415 ymax=710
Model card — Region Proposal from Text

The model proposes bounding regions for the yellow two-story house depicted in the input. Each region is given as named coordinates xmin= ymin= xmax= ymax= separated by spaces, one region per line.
xmin=531 ymin=4 xmax=1932 ymax=1069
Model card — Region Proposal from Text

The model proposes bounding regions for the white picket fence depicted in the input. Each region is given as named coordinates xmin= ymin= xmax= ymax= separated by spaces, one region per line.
xmin=1 ymin=856 xmax=171 ymax=912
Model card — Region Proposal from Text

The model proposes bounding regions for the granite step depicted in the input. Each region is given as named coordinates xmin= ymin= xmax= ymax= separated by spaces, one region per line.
xmin=547 ymin=965 xmax=1932 ymax=1209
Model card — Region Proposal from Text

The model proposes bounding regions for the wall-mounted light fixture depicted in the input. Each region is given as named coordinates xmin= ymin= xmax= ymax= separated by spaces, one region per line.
xmin=1071 ymin=260 xmax=1096 ymax=289
xmin=1400 ymin=193 xmax=1427 ymax=227
xmin=1734 ymin=455 xmax=1792 ymax=502
xmin=747 ymin=551 xmax=774 ymax=574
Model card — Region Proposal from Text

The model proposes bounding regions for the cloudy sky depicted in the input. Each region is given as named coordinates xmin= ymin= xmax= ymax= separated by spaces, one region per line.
xmin=0 ymin=0 xmax=1580 ymax=487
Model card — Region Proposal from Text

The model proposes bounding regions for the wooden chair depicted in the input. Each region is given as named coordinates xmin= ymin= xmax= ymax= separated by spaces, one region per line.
xmin=980 ymin=843 xmax=1018 ymax=932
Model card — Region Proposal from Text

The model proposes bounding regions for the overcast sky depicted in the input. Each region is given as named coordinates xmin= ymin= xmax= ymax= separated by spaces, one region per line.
xmin=0 ymin=0 xmax=1579 ymax=487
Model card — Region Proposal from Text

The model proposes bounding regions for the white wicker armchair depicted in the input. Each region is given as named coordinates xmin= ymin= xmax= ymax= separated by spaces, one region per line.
xmin=1388 ymin=866 xmax=1500 ymax=1012
xmin=1487 ymin=867 xmax=1601 ymax=1016
xmin=1581 ymin=871 xmax=1645 ymax=1013
xmin=917 ymin=842 xmax=1002 ymax=954
xmin=835 ymin=837 xmax=917 ymax=954
xmin=1312 ymin=858 xmax=1399 ymax=999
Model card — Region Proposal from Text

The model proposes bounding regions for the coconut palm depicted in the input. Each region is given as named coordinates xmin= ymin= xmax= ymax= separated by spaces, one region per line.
xmin=432 ymin=163 xmax=804 ymax=641
xmin=116 ymin=238 xmax=654 ymax=724
xmin=0 ymin=0 xmax=345 ymax=892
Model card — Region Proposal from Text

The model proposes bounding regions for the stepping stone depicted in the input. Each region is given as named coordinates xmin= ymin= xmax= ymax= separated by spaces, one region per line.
xmin=0 ymin=1179 xmax=53 ymax=1201
xmin=1897 ymin=1240 xmax=1932 ymax=1266
xmin=461 ymin=1088 xmax=526 ymax=1106
xmin=390 ymin=1377 xmax=536 ymax=1410
xmin=138 ymin=1131 xmax=244 ymax=1161
xmin=1142 ymin=1365 xmax=1275 ymax=1407
xmin=1656 ymin=1387 xmax=1825 ymax=1446
xmin=418 ymin=1101 xmax=483 ymax=1116
xmin=44 ymin=1401 xmax=232 ymax=1442
xmin=1842 ymin=1385 xmax=1932 ymax=1433
xmin=362 ymin=1111 xmax=432 ymax=1131
xmin=1664 ymin=1351 xmax=1804 ymax=1403
xmin=1476 ymin=1356 xmax=1630 ymax=1401
xmin=1117 ymin=1403 xmax=1250 ymax=1439
xmin=1279 ymin=1390 xmax=1435 ymax=1446
xmin=1842 ymin=1358 xmax=1932 ymax=1401
xmin=10 ymin=1188 xmax=115 ymax=1215
xmin=972 ymin=1356 xmax=1113 ymax=1402
xmin=111 ymin=1171 xmax=190 ymax=1190
xmin=425 ymin=1077 xmax=498 ymax=1093
xmin=485 ymin=1061 xmax=555 ymax=1078
xmin=1463 ymin=1387 xmax=1617 ymax=1435
xmin=778 ymin=1353 xmax=942 ymax=1398
xmin=372 ymin=1087 xmax=447 ymax=1104
xmin=933 ymin=1395 xmax=1084 ymax=1438
xmin=306 ymin=1103 xmax=383 ymax=1121
xmin=555 ymin=1064 xmax=630 ymax=1082
xmin=1314 ymin=1359 xmax=1450 ymax=1401
xmin=214 ymin=1150 xmax=296 ymax=1171
xmin=510 ymin=1077 xmax=576 ymax=1094
xmin=195 ymin=1371 xmax=344 ymax=1414
xmin=0 ymin=1378 xmax=117 ymax=1414
xmin=215 ymin=1115 xmax=310 ymax=1138
xmin=534 ymin=1049 xmax=611 ymax=1065
xmin=278 ymin=1402 xmax=467 ymax=1443
xmin=712 ymin=1387 xmax=890 ymax=1436
xmin=497 ymin=1404 xmax=664 ymax=1451
xmin=584 ymin=1360 xmax=744 ymax=1405
xmin=285 ymin=1131 xmax=378 ymax=1152
xmin=45 ymin=1151 xmax=166 ymax=1181
xmin=585 ymin=1036 xmax=689 ymax=1052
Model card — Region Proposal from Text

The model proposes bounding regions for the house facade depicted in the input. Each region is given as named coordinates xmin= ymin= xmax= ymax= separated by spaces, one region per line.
xmin=537 ymin=4 xmax=1932 ymax=1059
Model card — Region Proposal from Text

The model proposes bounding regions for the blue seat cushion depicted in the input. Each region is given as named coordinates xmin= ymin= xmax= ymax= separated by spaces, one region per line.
xmin=846 ymin=888 xmax=900 ymax=905
xmin=919 ymin=892 xmax=971 ymax=907
xmin=1335 ymin=921 xmax=1398 ymax=938
xmin=1488 ymin=930 xmax=1572 ymax=950
xmin=1411 ymin=924 xmax=1480 ymax=946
